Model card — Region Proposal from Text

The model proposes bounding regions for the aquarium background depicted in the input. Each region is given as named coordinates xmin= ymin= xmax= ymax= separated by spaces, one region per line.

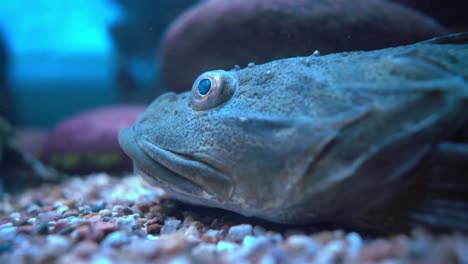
xmin=0 ymin=0 xmax=195 ymax=128
xmin=1 ymin=0 xmax=117 ymax=127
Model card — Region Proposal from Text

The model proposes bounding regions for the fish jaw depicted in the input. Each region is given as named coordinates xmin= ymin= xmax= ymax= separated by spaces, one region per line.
xmin=118 ymin=126 xmax=234 ymax=206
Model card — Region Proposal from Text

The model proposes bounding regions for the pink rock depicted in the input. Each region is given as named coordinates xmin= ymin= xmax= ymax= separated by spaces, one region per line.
xmin=42 ymin=105 xmax=145 ymax=174
xmin=160 ymin=0 xmax=447 ymax=92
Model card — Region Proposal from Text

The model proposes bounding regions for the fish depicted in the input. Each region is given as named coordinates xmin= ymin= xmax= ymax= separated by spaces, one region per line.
xmin=119 ymin=33 xmax=468 ymax=232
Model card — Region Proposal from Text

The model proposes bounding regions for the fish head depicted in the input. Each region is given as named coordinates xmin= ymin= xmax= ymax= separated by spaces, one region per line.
xmin=119 ymin=65 xmax=337 ymax=217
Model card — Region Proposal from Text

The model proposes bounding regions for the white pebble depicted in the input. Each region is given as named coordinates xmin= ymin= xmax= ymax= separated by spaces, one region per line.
xmin=182 ymin=225 xmax=200 ymax=241
xmin=314 ymin=240 xmax=345 ymax=264
xmin=46 ymin=235 xmax=72 ymax=252
xmin=0 ymin=226 xmax=17 ymax=240
xmin=226 ymin=224 xmax=253 ymax=242
xmin=168 ymin=256 xmax=191 ymax=264
xmin=56 ymin=205 xmax=69 ymax=215
xmin=259 ymin=254 xmax=276 ymax=264
xmin=286 ymin=235 xmax=319 ymax=255
xmin=346 ymin=232 xmax=363 ymax=258
xmin=9 ymin=212 xmax=21 ymax=221
xmin=161 ymin=218 xmax=182 ymax=235
xmin=242 ymin=235 xmax=257 ymax=247
xmin=216 ymin=240 xmax=239 ymax=253
xmin=192 ymin=243 xmax=216 ymax=257
xmin=99 ymin=209 xmax=111 ymax=217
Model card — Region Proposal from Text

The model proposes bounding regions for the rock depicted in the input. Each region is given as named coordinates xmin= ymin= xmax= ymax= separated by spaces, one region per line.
xmin=392 ymin=0 xmax=468 ymax=29
xmin=181 ymin=225 xmax=200 ymax=241
xmin=98 ymin=209 xmax=112 ymax=218
xmin=35 ymin=222 xmax=49 ymax=235
xmin=346 ymin=232 xmax=363 ymax=258
xmin=225 ymin=224 xmax=253 ymax=242
xmin=26 ymin=204 xmax=41 ymax=216
xmin=101 ymin=231 xmax=131 ymax=248
xmin=201 ymin=229 xmax=223 ymax=243
xmin=70 ymin=240 xmax=99 ymax=259
xmin=146 ymin=223 xmax=162 ymax=235
xmin=314 ymin=240 xmax=346 ymax=263
xmin=160 ymin=0 xmax=447 ymax=91
xmin=161 ymin=218 xmax=182 ymax=235
xmin=216 ymin=240 xmax=239 ymax=253
xmin=41 ymin=105 xmax=145 ymax=174
xmin=0 ymin=225 xmax=17 ymax=241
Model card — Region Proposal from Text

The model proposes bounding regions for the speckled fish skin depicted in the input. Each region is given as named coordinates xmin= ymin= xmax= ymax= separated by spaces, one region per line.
xmin=119 ymin=34 xmax=468 ymax=230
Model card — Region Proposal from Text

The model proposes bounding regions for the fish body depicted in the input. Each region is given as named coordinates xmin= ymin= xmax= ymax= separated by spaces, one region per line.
xmin=119 ymin=34 xmax=468 ymax=231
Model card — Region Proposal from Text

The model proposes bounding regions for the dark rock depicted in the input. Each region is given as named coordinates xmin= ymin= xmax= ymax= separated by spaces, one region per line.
xmin=36 ymin=222 xmax=49 ymax=235
xmin=146 ymin=223 xmax=163 ymax=235
xmin=41 ymin=105 xmax=145 ymax=174
xmin=392 ymin=0 xmax=468 ymax=29
xmin=91 ymin=201 xmax=107 ymax=212
xmin=161 ymin=0 xmax=447 ymax=91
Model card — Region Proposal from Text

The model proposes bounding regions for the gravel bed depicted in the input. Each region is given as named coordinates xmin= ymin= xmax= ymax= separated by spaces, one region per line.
xmin=0 ymin=173 xmax=466 ymax=263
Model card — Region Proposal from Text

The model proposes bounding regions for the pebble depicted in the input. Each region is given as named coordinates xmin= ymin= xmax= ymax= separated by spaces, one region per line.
xmin=98 ymin=209 xmax=112 ymax=218
xmin=0 ymin=173 xmax=466 ymax=263
xmin=161 ymin=218 xmax=182 ymax=235
xmin=315 ymin=240 xmax=346 ymax=264
xmin=37 ymin=212 xmax=56 ymax=223
xmin=9 ymin=212 xmax=21 ymax=222
xmin=191 ymin=243 xmax=216 ymax=258
xmin=0 ymin=226 xmax=17 ymax=240
xmin=201 ymin=229 xmax=223 ymax=243
xmin=285 ymin=234 xmax=320 ymax=256
xmin=36 ymin=222 xmax=49 ymax=235
xmin=79 ymin=205 xmax=92 ymax=215
xmin=112 ymin=205 xmax=135 ymax=217
xmin=101 ymin=231 xmax=131 ymax=248
xmin=146 ymin=223 xmax=162 ymax=235
xmin=181 ymin=225 xmax=200 ymax=241
xmin=216 ymin=240 xmax=239 ymax=253
xmin=346 ymin=232 xmax=363 ymax=258
xmin=46 ymin=235 xmax=72 ymax=253
xmin=26 ymin=204 xmax=41 ymax=216
xmin=253 ymin=225 xmax=266 ymax=236
xmin=72 ymin=240 xmax=99 ymax=258
xmin=65 ymin=216 xmax=84 ymax=225
xmin=56 ymin=205 xmax=69 ymax=215
xmin=91 ymin=201 xmax=107 ymax=212
xmin=225 ymin=224 xmax=253 ymax=242
xmin=116 ymin=214 xmax=141 ymax=231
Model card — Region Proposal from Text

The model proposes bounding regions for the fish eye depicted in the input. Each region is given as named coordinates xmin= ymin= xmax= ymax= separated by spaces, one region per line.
xmin=191 ymin=70 xmax=237 ymax=110
xmin=197 ymin=78 xmax=212 ymax=96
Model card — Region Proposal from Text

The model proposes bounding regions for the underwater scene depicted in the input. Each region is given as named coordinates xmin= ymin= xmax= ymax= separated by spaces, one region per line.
xmin=0 ymin=0 xmax=467 ymax=263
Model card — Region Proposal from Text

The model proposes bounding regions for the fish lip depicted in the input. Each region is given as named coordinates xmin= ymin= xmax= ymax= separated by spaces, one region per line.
xmin=119 ymin=127 xmax=233 ymax=201
xmin=136 ymin=136 xmax=234 ymax=202
xmin=118 ymin=127 xmax=207 ymax=197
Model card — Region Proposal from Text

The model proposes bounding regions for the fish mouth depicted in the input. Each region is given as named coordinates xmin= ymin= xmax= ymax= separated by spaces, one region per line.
xmin=119 ymin=127 xmax=233 ymax=202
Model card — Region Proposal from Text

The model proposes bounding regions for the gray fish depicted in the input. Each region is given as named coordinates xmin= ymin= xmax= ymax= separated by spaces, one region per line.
xmin=119 ymin=34 xmax=468 ymax=232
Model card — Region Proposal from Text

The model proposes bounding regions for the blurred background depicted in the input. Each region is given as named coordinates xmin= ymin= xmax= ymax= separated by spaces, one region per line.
xmin=0 ymin=0 xmax=196 ymax=128
xmin=0 ymin=0 xmax=466 ymax=181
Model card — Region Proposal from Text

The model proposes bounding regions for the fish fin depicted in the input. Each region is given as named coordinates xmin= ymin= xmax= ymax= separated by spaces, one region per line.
xmin=408 ymin=142 xmax=468 ymax=231
xmin=346 ymin=142 xmax=468 ymax=234
xmin=425 ymin=32 xmax=468 ymax=45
